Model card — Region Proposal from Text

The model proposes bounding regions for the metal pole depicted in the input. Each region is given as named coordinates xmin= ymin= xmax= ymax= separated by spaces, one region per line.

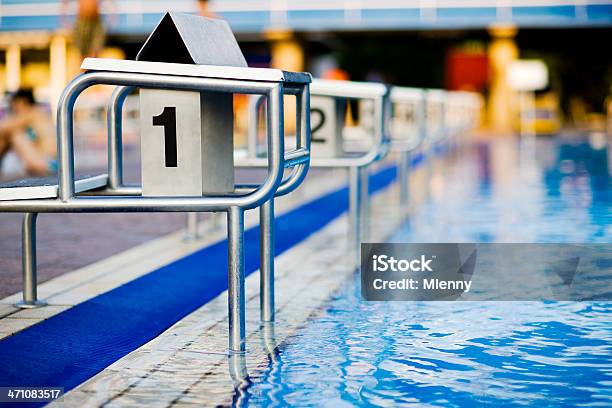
xmin=229 ymin=352 xmax=250 ymax=401
xmin=348 ymin=166 xmax=362 ymax=269
xmin=398 ymin=150 xmax=410 ymax=215
xmin=261 ymin=321 xmax=278 ymax=356
xmin=57 ymin=78 xmax=78 ymax=202
xmin=184 ymin=212 xmax=201 ymax=240
xmin=108 ymin=86 xmax=132 ymax=189
xmin=227 ymin=206 xmax=246 ymax=353
xmin=426 ymin=140 xmax=435 ymax=200
xmin=260 ymin=199 xmax=275 ymax=322
xmin=16 ymin=213 xmax=46 ymax=308
xmin=52 ymin=71 xmax=286 ymax=211
xmin=247 ymin=95 xmax=266 ymax=158
xmin=359 ymin=165 xmax=370 ymax=244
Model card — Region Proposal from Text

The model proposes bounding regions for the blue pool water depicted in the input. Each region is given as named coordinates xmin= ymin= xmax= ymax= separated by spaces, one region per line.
xmin=241 ymin=136 xmax=612 ymax=407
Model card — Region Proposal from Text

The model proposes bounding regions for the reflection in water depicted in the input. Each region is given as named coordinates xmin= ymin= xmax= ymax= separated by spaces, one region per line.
xmin=401 ymin=136 xmax=611 ymax=243
xmin=261 ymin=322 xmax=279 ymax=356
xmin=237 ymin=136 xmax=611 ymax=407
xmin=229 ymin=353 xmax=251 ymax=407
xmin=231 ymin=323 xmax=285 ymax=407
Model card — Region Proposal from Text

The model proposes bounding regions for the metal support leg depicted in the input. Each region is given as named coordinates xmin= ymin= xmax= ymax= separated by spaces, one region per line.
xmin=398 ymin=151 xmax=410 ymax=216
xmin=184 ymin=212 xmax=201 ymax=240
xmin=227 ymin=206 xmax=246 ymax=354
xmin=260 ymin=199 xmax=275 ymax=322
xmin=228 ymin=352 xmax=250 ymax=392
xmin=349 ymin=166 xmax=363 ymax=269
xmin=426 ymin=142 xmax=435 ymax=199
xmin=261 ymin=321 xmax=278 ymax=356
xmin=213 ymin=212 xmax=222 ymax=228
xmin=15 ymin=213 xmax=46 ymax=309
xmin=359 ymin=166 xmax=370 ymax=243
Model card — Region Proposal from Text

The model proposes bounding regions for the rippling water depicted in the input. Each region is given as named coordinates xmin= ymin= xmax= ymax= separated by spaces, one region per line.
xmin=242 ymin=136 xmax=612 ymax=407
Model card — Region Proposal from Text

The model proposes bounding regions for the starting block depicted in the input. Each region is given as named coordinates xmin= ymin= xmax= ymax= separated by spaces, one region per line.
xmin=242 ymin=78 xmax=391 ymax=306
xmin=390 ymin=87 xmax=427 ymax=216
xmin=0 ymin=12 xmax=312 ymax=356
xmin=136 ymin=13 xmax=241 ymax=196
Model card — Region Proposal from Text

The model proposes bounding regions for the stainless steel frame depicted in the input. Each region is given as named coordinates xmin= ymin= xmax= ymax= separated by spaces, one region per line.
xmin=390 ymin=87 xmax=427 ymax=216
xmin=0 ymin=60 xmax=312 ymax=354
xmin=422 ymin=89 xmax=447 ymax=194
xmin=2 ymin=59 xmax=482 ymax=361
xmin=184 ymin=212 xmax=202 ymax=240
xmin=239 ymin=79 xmax=390 ymax=323
xmin=14 ymin=213 xmax=46 ymax=309
xmin=105 ymin=81 xmax=312 ymax=326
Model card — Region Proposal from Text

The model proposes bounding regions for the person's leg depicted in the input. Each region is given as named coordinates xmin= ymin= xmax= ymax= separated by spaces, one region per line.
xmin=73 ymin=17 xmax=88 ymax=57
xmin=9 ymin=133 xmax=50 ymax=176
xmin=89 ymin=18 xmax=106 ymax=57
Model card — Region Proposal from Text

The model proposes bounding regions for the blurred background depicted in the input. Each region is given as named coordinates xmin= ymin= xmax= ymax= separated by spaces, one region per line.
xmin=0 ymin=0 xmax=610 ymax=177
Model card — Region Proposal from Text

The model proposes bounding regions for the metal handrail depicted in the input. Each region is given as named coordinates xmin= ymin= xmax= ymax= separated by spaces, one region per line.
xmin=0 ymin=72 xmax=286 ymax=213
xmin=0 ymin=63 xmax=312 ymax=356
xmin=245 ymin=79 xmax=391 ymax=170
xmin=389 ymin=86 xmax=428 ymax=216
xmin=390 ymin=86 xmax=427 ymax=152
xmin=101 ymin=70 xmax=312 ymax=333
xmin=238 ymin=78 xmax=391 ymax=324
xmin=2 ymin=69 xmax=482 ymax=362
xmin=425 ymin=89 xmax=448 ymax=144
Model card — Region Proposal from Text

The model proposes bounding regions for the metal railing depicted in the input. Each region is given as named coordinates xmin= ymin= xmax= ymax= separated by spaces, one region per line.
xmin=241 ymin=78 xmax=391 ymax=289
xmin=0 ymin=58 xmax=312 ymax=354
xmin=106 ymin=78 xmax=312 ymax=326
xmin=0 ymin=67 xmax=482 ymax=361
xmin=390 ymin=87 xmax=427 ymax=215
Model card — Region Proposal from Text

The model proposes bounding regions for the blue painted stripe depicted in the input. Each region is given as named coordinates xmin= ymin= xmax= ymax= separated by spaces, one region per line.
xmin=411 ymin=151 xmax=426 ymax=167
xmin=434 ymin=141 xmax=451 ymax=156
xmin=0 ymin=165 xmax=399 ymax=404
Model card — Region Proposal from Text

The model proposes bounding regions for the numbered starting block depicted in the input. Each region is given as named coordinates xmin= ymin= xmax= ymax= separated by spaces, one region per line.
xmin=0 ymin=12 xmax=312 ymax=355
xmin=445 ymin=91 xmax=481 ymax=141
xmin=309 ymin=95 xmax=346 ymax=157
xmin=390 ymin=87 xmax=427 ymax=216
xmin=135 ymin=13 xmax=241 ymax=196
xmin=426 ymin=89 xmax=448 ymax=145
xmin=242 ymin=78 xmax=391 ymax=295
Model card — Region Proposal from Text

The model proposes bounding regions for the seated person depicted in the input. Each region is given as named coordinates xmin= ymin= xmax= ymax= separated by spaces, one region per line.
xmin=0 ymin=89 xmax=57 ymax=177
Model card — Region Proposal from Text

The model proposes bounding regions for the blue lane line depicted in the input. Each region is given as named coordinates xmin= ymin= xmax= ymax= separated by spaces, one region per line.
xmin=0 ymin=165 xmax=398 ymax=400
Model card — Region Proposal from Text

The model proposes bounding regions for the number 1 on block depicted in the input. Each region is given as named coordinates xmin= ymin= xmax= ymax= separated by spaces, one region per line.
xmin=140 ymin=89 xmax=203 ymax=196
xmin=152 ymin=106 xmax=178 ymax=168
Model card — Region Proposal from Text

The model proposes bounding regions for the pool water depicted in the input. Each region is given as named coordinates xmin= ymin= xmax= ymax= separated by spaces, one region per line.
xmin=240 ymin=136 xmax=611 ymax=407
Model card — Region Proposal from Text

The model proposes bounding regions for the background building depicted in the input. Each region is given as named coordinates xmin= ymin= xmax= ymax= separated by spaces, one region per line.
xmin=0 ymin=0 xmax=611 ymax=133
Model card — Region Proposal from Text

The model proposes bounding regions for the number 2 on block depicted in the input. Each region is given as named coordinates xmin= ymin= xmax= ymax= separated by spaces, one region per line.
xmin=152 ymin=107 xmax=178 ymax=167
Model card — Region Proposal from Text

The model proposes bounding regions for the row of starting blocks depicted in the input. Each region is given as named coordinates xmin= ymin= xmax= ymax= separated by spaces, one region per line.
xmin=0 ymin=12 xmax=481 ymax=355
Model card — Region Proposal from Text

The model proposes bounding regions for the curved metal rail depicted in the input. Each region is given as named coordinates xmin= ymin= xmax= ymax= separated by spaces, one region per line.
xmin=0 ymin=63 xmax=312 ymax=355
xmin=237 ymin=79 xmax=391 ymax=324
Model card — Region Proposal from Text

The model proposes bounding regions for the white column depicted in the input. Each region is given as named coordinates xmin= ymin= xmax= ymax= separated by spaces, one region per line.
xmin=50 ymin=35 xmax=68 ymax=112
xmin=6 ymin=44 xmax=21 ymax=92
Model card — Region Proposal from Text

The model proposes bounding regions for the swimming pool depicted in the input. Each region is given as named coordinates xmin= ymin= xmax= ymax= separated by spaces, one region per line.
xmin=239 ymin=136 xmax=612 ymax=406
